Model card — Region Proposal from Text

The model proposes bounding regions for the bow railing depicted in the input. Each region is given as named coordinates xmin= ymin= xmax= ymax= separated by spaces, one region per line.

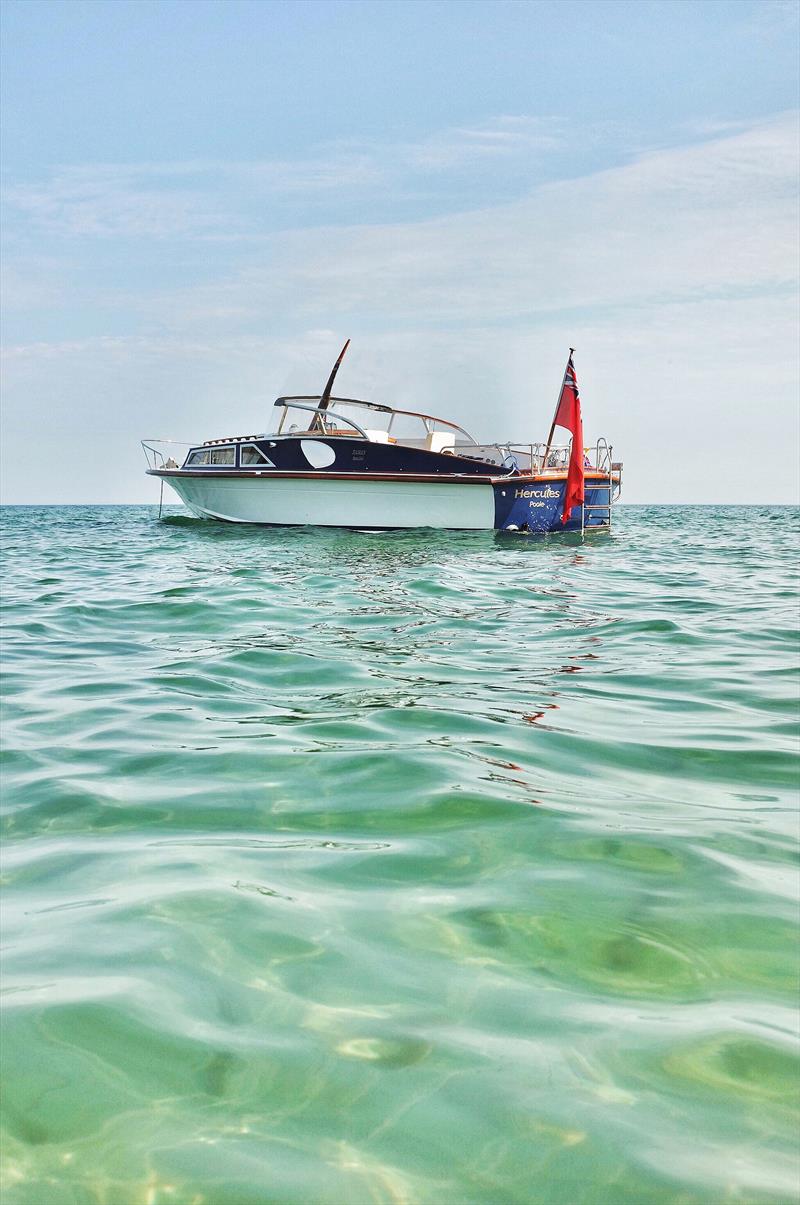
xmin=141 ymin=440 xmax=192 ymax=471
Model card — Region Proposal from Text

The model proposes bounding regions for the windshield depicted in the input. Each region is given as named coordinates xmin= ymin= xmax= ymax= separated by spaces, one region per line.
xmin=276 ymin=401 xmax=370 ymax=437
xmin=272 ymin=398 xmax=475 ymax=444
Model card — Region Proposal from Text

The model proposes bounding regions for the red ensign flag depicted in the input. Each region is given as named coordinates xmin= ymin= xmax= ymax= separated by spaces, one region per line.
xmin=554 ymin=355 xmax=585 ymax=524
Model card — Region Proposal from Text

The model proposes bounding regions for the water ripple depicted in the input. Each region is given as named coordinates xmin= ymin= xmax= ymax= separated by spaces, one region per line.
xmin=1 ymin=504 xmax=798 ymax=1205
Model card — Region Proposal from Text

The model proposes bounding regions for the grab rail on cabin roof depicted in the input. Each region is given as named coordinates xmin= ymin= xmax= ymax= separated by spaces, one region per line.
xmin=275 ymin=395 xmax=392 ymax=414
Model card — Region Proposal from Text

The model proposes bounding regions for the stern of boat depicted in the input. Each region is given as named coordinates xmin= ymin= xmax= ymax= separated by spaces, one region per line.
xmin=493 ymin=439 xmax=622 ymax=533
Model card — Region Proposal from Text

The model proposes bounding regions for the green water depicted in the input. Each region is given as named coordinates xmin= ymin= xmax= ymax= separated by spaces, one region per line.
xmin=1 ymin=504 xmax=798 ymax=1205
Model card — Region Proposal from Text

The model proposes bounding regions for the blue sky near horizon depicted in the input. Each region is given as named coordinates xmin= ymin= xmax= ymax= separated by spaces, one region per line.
xmin=1 ymin=0 xmax=798 ymax=503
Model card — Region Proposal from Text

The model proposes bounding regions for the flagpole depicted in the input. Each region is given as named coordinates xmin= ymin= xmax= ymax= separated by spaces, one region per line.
xmin=540 ymin=348 xmax=574 ymax=472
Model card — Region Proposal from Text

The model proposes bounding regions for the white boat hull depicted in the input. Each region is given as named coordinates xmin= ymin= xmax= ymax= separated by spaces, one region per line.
xmin=163 ymin=472 xmax=497 ymax=529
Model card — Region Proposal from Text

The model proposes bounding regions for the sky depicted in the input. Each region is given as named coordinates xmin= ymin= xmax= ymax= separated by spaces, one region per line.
xmin=1 ymin=0 xmax=798 ymax=504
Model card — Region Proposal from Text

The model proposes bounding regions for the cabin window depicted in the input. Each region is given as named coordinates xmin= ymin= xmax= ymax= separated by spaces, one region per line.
xmin=240 ymin=444 xmax=269 ymax=465
xmin=186 ymin=449 xmax=210 ymax=465
xmin=209 ymin=447 xmax=235 ymax=465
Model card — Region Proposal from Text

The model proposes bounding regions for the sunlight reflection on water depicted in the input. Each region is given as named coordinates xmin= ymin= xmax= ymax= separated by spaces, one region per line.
xmin=1 ymin=504 xmax=798 ymax=1204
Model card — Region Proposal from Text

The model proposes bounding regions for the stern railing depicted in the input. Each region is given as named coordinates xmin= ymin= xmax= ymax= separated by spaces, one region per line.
xmin=490 ymin=440 xmax=615 ymax=474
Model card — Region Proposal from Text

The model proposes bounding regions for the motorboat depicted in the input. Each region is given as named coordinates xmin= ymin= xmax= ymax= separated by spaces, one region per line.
xmin=142 ymin=343 xmax=622 ymax=532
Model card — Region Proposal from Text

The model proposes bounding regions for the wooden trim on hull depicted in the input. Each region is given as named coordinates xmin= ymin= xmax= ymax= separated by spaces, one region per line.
xmin=152 ymin=469 xmax=619 ymax=530
xmin=148 ymin=468 xmax=620 ymax=487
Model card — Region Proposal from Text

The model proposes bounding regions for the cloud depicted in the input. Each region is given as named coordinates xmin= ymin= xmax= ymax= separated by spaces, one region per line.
xmin=0 ymin=258 xmax=68 ymax=312
xmin=141 ymin=112 xmax=798 ymax=330
xmin=1 ymin=116 xmax=564 ymax=240
xmin=2 ymin=294 xmax=797 ymax=505
xmin=1 ymin=113 xmax=797 ymax=503
xmin=400 ymin=115 xmax=562 ymax=169
xmin=3 ymin=171 xmax=227 ymax=239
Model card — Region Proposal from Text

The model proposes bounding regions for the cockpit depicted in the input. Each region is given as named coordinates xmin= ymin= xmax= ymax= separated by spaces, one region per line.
xmin=272 ymin=395 xmax=476 ymax=453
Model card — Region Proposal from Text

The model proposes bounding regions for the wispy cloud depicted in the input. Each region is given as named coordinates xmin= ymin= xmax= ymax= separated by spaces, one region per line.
xmin=3 ymin=293 xmax=797 ymax=505
xmin=400 ymin=115 xmax=562 ymax=169
xmin=11 ymin=109 xmax=791 ymax=251
xmin=4 ymin=113 xmax=795 ymax=338
xmin=1 ymin=115 xmax=563 ymax=239
xmin=3 ymin=172 xmax=227 ymax=239
xmin=1 ymin=113 xmax=797 ymax=503
xmin=140 ymin=112 xmax=798 ymax=330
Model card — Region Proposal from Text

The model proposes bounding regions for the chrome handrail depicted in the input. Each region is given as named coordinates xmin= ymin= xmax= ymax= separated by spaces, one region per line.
xmin=494 ymin=440 xmax=619 ymax=474
xmin=273 ymin=396 xmax=477 ymax=443
xmin=141 ymin=439 xmax=193 ymax=470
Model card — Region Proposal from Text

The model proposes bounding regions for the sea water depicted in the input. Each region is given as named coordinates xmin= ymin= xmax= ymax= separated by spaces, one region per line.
xmin=1 ymin=504 xmax=798 ymax=1205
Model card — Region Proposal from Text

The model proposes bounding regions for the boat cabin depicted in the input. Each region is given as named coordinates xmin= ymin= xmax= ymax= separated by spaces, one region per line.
xmin=171 ymin=396 xmax=543 ymax=474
